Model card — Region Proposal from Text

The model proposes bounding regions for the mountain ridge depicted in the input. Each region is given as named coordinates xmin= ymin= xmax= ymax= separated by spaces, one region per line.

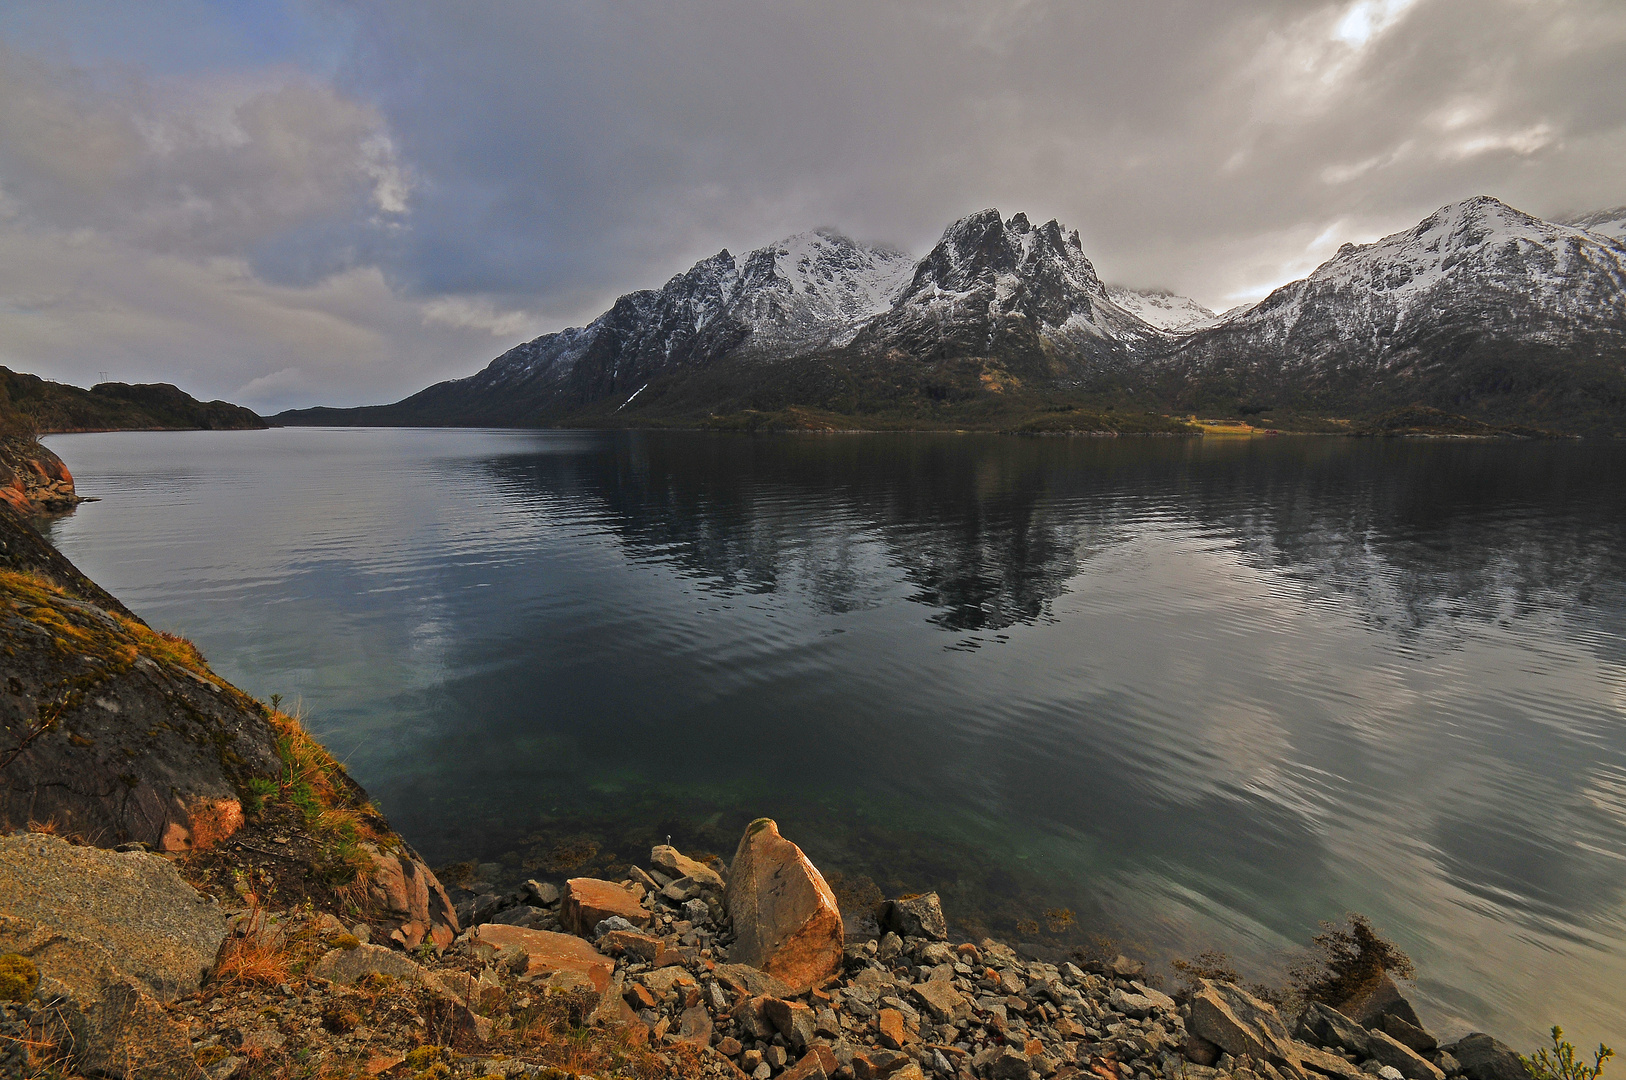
xmin=273 ymin=195 xmax=1626 ymax=436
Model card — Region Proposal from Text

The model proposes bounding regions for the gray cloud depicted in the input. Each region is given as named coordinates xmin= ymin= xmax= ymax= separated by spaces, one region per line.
xmin=0 ymin=0 xmax=1622 ymax=411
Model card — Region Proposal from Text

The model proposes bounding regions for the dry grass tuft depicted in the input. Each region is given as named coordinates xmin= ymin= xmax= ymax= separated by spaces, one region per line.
xmin=213 ymin=932 xmax=292 ymax=989
xmin=260 ymin=705 xmax=396 ymax=885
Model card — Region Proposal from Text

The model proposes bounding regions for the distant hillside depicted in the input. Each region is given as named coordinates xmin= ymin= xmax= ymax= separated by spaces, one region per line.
xmin=0 ymin=367 xmax=265 ymax=434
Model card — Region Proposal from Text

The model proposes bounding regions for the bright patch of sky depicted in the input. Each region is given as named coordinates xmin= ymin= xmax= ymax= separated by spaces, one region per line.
xmin=1334 ymin=0 xmax=1420 ymax=47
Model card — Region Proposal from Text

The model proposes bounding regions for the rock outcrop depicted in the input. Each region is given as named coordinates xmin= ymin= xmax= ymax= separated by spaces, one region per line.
xmin=1188 ymin=978 xmax=1303 ymax=1073
xmin=0 ymin=503 xmax=456 ymax=954
xmin=724 ymin=818 xmax=844 ymax=994
xmin=0 ymin=435 xmax=79 ymax=513
xmin=360 ymin=842 xmax=460 ymax=951
xmin=0 ymin=504 xmax=280 ymax=851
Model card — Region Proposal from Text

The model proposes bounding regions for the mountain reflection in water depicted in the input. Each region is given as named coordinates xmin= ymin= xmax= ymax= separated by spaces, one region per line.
xmin=41 ymin=429 xmax=1626 ymax=1051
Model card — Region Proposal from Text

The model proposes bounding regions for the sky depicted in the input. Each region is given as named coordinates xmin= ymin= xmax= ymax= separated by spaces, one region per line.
xmin=0 ymin=0 xmax=1622 ymax=413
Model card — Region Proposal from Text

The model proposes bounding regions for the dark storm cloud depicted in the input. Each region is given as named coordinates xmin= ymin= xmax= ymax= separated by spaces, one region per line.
xmin=338 ymin=0 xmax=1626 ymax=311
xmin=0 ymin=0 xmax=1622 ymax=409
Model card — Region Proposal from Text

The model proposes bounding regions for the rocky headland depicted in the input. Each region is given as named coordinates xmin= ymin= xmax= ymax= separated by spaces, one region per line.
xmin=0 ymin=501 xmax=1574 ymax=1080
xmin=0 ymin=436 xmax=81 ymax=514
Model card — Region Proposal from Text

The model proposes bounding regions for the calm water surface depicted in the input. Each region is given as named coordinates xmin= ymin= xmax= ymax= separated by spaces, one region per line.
xmin=40 ymin=429 xmax=1626 ymax=1049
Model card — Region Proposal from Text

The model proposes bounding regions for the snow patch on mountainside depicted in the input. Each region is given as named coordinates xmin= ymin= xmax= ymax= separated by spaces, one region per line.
xmin=1563 ymin=207 xmax=1626 ymax=245
xmin=770 ymin=230 xmax=916 ymax=341
xmin=1106 ymin=287 xmax=1219 ymax=331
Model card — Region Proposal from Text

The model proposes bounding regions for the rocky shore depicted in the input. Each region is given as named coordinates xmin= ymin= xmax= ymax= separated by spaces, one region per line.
xmin=0 ymin=499 xmax=1560 ymax=1080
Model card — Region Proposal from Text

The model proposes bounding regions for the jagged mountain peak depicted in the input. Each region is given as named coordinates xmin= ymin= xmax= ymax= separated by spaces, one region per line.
xmin=1168 ymin=194 xmax=1626 ymax=425
xmin=917 ymin=209 xmax=1096 ymax=294
xmin=853 ymin=210 xmax=1157 ymax=365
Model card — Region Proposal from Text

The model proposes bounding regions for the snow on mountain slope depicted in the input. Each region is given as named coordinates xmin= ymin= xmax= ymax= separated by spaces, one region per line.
xmin=1106 ymin=287 xmax=1219 ymax=331
xmin=468 ymin=230 xmax=915 ymax=400
xmin=771 ymin=230 xmax=916 ymax=337
xmin=1563 ymin=207 xmax=1626 ymax=245
xmin=731 ymin=229 xmax=916 ymax=352
xmin=1197 ymin=195 xmax=1626 ymax=360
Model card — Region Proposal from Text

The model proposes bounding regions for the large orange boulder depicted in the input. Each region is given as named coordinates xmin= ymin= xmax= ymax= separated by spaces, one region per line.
xmin=472 ymin=924 xmax=614 ymax=993
xmin=723 ymin=818 xmax=843 ymax=993
xmin=563 ymin=877 xmax=651 ymax=937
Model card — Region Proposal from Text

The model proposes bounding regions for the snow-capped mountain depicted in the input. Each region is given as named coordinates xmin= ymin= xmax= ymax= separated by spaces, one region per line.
xmin=852 ymin=210 xmax=1158 ymax=372
xmin=1157 ymin=196 xmax=1626 ymax=425
xmin=1563 ymin=207 xmax=1626 ymax=246
xmin=1105 ymin=287 xmax=1219 ymax=331
xmin=391 ymin=230 xmax=917 ymax=420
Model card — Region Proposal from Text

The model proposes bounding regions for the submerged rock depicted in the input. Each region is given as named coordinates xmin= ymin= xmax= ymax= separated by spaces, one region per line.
xmin=879 ymin=891 xmax=948 ymax=941
xmin=724 ymin=818 xmax=844 ymax=994
xmin=1446 ymin=1034 xmax=1535 ymax=1080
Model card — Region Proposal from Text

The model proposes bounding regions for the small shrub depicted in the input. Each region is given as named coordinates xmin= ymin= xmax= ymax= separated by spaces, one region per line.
xmin=1524 ymin=1026 xmax=1615 ymax=1080
xmin=243 ymin=777 xmax=278 ymax=816
xmin=0 ymin=952 xmax=39 ymax=1001
xmin=1288 ymin=912 xmax=1415 ymax=1008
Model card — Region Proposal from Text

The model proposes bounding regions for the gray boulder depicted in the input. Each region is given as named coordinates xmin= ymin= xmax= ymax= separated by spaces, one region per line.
xmin=0 ymin=833 xmax=224 ymax=1002
xmin=1366 ymin=1028 xmax=1446 ymax=1080
xmin=0 ymin=913 xmax=198 ymax=1079
xmin=1446 ymin=1035 xmax=1534 ymax=1080
xmin=1381 ymin=1014 xmax=1438 ymax=1054
xmin=1298 ymin=1001 xmax=1376 ymax=1058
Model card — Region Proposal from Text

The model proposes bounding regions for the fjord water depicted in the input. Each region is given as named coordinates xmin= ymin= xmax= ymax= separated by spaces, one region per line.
xmin=42 ymin=429 xmax=1626 ymax=1047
